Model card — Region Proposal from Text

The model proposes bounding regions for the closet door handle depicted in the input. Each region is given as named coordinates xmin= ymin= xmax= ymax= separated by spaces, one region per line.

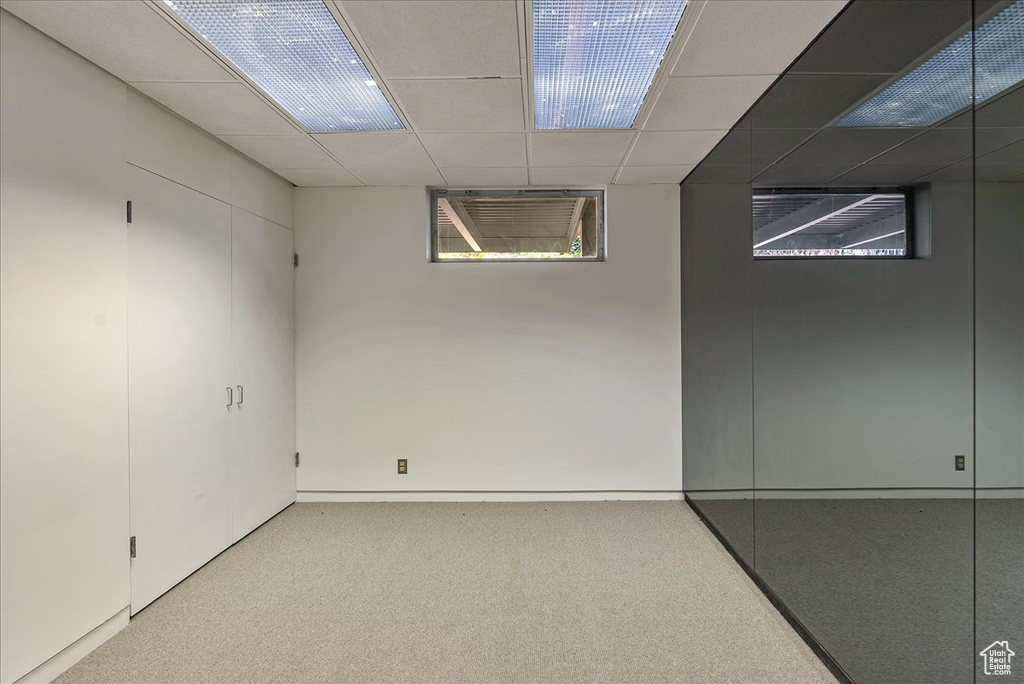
xmin=226 ymin=386 xmax=233 ymax=407
xmin=237 ymin=385 xmax=244 ymax=406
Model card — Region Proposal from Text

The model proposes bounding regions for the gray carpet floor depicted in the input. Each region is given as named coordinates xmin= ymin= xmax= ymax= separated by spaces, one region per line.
xmin=692 ymin=498 xmax=1024 ymax=684
xmin=54 ymin=502 xmax=835 ymax=684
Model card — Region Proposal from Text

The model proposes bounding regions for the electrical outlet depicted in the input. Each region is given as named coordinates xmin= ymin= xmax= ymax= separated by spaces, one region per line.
xmin=955 ymin=455 xmax=966 ymax=471
xmin=397 ymin=459 xmax=407 ymax=475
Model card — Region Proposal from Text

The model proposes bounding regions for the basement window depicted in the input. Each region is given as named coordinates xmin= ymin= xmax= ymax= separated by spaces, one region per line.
xmin=431 ymin=190 xmax=604 ymax=262
xmin=753 ymin=190 xmax=911 ymax=258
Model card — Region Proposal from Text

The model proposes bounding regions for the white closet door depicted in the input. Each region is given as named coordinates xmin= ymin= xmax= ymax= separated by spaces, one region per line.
xmin=231 ymin=207 xmax=296 ymax=541
xmin=128 ymin=165 xmax=233 ymax=614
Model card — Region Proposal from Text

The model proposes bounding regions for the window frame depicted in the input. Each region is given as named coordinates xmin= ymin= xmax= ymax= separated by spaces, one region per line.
xmin=430 ymin=188 xmax=606 ymax=263
xmin=751 ymin=187 xmax=915 ymax=261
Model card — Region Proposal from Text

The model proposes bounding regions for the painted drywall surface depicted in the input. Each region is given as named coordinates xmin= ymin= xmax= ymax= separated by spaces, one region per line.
xmin=295 ymin=185 xmax=681 ymax=493
xmin=0 ymin=11 xmax=129 ymax=683
xmin=680 ymin=184 xmax=754 ymax=491
xmin=0 ymin=15 xmax=297 ymax=681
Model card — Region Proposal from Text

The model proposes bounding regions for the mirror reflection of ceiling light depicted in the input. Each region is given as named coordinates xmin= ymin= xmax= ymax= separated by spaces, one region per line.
xmin=837 ymin=0 xmax=1023 ymax=127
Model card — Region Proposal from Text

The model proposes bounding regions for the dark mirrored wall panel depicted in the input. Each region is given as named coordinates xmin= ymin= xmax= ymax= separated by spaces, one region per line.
xmin=973 ymin=1 xmax=1024 ymax=680
xmin=681 ymin=116 xmax=755 ymax=565
xmin=750 ymin=2 xmax=976 ymax=682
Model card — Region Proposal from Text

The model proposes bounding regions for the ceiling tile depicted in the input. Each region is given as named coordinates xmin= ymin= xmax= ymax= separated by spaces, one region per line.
xmin=672 ymin=1 xmax=845 ymax=77
xmin=219 ymin=135 xmax=341 ymax=170
xmin=752 ymin=163 xmax=855 ymax=186
xmin=913 ymin=160 xmax=973 ymax=183
xmin=627 ymin=131 xmax=726 ymax=166
xmin=751 ymin=129 xmax=817 ymax=173
xmin=781 ymin=129 xmax=923 ymax=166
xmin=866 ymin=129 xmax=973 ymax=166
xmin=647 ymin=76 xmax=775 ymax=131
xmin=791 ymin=0 xmax=974 ymax=75
xmin=342 ymin=1 xmax=520 ymax=78
xmin=833 ymin=163 xmax=949 ymax=185
xmin=351 ymin=167 xmax=445 ymax=185
xmin=313 ymin=132 xmax=433 ymax=167
xmin=750 ymin=74 xmax=889 ymax=129
xmin=441 ymin=168 xmax=529 ymax=186
xmin=1 ymin=0 xmax=234 ymax=83
xmin=978 ymin=140 xmax=1024 ymax=166
xmin=132 ymin=82 xmax=296 ymax=135
xmin=529 ymin=167 xmax=616 ymax=185
xmin=390 ymin=78 xmax=524 ymax=132
xmin=530 ymin=131 xmax=634 ymax=167
xmin=275 ymin=168 xmax=363 ymax=187
xmin=616 ymin=166 xmax=696 ymax=184
xmin=420 ymin=133 xmax=527 ymax=167
xmin=683 ymin=164 xmax=752 ymax=184
xmin=975 ymin=87 xmax=1024 ymax=128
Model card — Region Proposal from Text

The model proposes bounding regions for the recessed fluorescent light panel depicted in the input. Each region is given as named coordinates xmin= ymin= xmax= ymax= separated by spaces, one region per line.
xmin=836 ymin=0 xmax=1024 ymax=127
xmin=162 ymin=0 xmax=402 ymax=132
xmin=533 ymin=0 xmax=688 ymax=129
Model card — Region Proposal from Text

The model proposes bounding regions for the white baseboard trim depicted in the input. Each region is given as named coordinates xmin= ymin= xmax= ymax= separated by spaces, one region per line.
xmin=11 ymin=606 xmax=128 ymax=684
xmin=297 ymin=490 xmax=685 ymax=503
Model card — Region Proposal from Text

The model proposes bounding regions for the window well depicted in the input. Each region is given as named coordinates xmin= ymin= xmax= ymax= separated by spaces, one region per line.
xmin=431 ymin=190 xmax=604 ymax=262
xmin=753 ymin=190 xmax=910 ymax=258
xmin=533 ymin=0 xmax=688 ymax=129
xmin=162 ymin=0 xmax=403 ymax=132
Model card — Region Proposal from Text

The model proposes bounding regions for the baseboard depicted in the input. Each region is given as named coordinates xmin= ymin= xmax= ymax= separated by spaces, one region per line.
xmin=10 ymin=607 xmax=128 ymax=684
xmin=297 ymin=490 xmax=685 ymax=502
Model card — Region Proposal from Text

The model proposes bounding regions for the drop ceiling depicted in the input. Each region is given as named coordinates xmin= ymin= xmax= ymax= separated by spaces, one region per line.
xmin=1 ymin=0 xmax=847 ymax=187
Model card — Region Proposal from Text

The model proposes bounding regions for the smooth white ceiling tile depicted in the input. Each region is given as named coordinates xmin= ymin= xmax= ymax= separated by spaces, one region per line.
xmin=218 ymin=135 xmax=341 ymax=170
xmin=342 ymin=1 xmax=520 ymax=78
xmin=313 ymin=132 xmax=434 ymax=167
xmin=2 ymin=0 xmax=234 ymax=82
xmin=275 ymin=168 xmax=363 ymax=187
xmin=441 ymin=168 xmax=530 ymax=186
xmin=530 ymin=131 xmax=634 ymax=167
xmin=646 ymin=76 xmax=775 ymax=131
xmin=390 ymin=78 xmax=524 ymax=132
xmin=615 ymin=165 xmax=696 ymax=184
xmin=627 ymin=131 xmax=726 ymax=166
xmin=132 ymin=82 xmax=297 ymax=135
xmin=420 ymin=133 xmax=527 ymax=167
xmin=351 ymin=167 xmax=445 ymax=186
xmin=671 ymin=0 xmax=847 ymax=77
xmin=529 ymin=167 xmax=616 ymax=185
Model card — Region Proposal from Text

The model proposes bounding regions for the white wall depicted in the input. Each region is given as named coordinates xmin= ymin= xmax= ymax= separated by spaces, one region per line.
xmin=0 ymin=12 xmax=293 ymax=683
xmin=295 ymin=185 xmax=681 ymax=496
xmin=1 ymin=12 xmax=129 ymax=683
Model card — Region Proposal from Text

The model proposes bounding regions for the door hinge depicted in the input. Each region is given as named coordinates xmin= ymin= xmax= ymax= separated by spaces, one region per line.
xmin=130 ymin=536 xmax=136 ymax=559
xmin=295 ymin=452 xmax=300 ymax=467
xmin=294 ymin=253 xmax=299 ymax=268
xmin=126 ymin=200 xmax=133 ymax=224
